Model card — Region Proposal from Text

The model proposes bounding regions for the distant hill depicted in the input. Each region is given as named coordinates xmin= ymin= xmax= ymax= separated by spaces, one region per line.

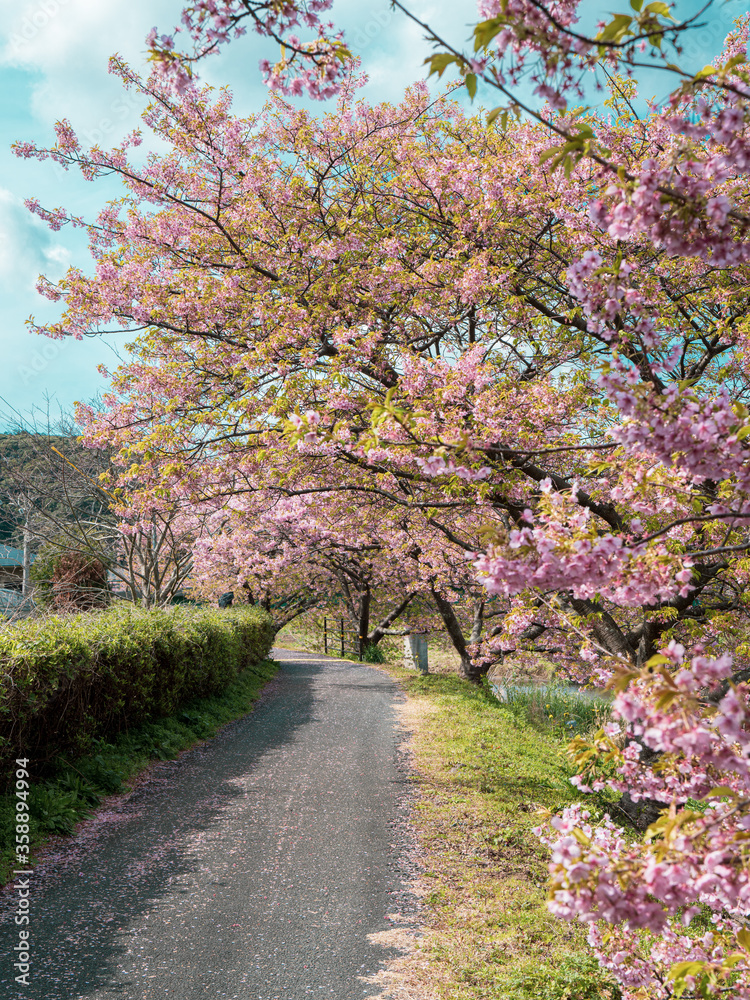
xmin=0 ymin=431 xmax=109 ymax=546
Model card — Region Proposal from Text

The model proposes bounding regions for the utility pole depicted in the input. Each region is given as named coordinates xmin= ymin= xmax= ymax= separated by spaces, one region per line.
xmin=22 ymin=511 xmax=31 ymax=598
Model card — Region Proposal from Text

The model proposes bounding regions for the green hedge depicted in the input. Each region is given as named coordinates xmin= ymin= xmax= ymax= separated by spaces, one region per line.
xmin=0 ymin=603 xmax=274 ymax=784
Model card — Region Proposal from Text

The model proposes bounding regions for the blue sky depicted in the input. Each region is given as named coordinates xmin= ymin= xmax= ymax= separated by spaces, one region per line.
xmin=0 ymin=0 xmax=746 ymax=424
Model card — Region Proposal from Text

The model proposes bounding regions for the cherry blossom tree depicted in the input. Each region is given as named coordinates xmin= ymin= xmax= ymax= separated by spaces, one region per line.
xmin=187 ymin=491 xmax=423 ymax=642
xmin=14 ymin=2 xmax=750 ymax=991
xmin=536 ymin=644 xmax=750 ymax=998
xmin=149 ymin=1 xmax=750 ymax=274
xmin=15 ymin=59 xmax=750 ymax=670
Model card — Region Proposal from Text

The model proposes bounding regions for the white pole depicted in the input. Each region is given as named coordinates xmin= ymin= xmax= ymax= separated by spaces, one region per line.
xmin=22 ymin=515 xmax=31 ymax=598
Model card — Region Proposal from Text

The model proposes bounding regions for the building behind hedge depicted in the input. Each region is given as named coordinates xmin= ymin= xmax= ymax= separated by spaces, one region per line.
xmin=0 ymin=544 xmax=34 ymax=591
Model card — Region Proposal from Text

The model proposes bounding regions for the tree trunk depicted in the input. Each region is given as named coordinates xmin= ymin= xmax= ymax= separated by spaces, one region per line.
xmin=368 ymin=592 xmax=416 ymax=646
xmin=566 ymin=596 xmax=635 ymax=662
xmin=357 ymin=587 xmax=371 ymax=658
xmin=430 ymin=586 xmax=488 ymax=684
xmin=470 ymin=599 xmax=484 ymax=645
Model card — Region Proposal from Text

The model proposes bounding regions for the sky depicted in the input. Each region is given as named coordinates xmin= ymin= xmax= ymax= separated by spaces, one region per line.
xmin=0 ymin=0 xmax=746 ymax=426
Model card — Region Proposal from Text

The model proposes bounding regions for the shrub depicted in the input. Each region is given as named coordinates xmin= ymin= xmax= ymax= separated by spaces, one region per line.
xmin=28 ymin=785 xmax=81 ymax=837
xmin=505 ymin=953 xmax=621 ymax=1000
xmin=31 ymin=540 xmax=110 ymax=610
xmin=362 ymin=642 xmax=386 ymax=663
xmin=0 ymin=603 xmax=274 ymax=785
xmin=29 ymin=544 xmax=57 ymax=607
xmin=51 ymin=551 xmax=110 ymax=610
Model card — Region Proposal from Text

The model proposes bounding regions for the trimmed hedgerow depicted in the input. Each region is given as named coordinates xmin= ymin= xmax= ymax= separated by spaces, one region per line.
xmin=0 ymin=657 xmax=278 ymax=886
xmin=0 ymin=603 xmax=274 ymax=785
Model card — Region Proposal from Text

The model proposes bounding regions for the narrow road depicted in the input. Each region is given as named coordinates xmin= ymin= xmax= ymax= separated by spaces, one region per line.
xmin=0 ymin=650 xmax=415 ymax=1000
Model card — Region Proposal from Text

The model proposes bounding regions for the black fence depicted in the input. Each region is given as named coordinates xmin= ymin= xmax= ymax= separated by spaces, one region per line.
xmin=323 ymin=617 xmax=364 ymax=660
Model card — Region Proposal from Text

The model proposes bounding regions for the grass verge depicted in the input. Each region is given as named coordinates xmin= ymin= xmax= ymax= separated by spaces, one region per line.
xmin=0 ymin=658 xmax=278 ymax=887
xmin=497 ymin=681 xmax=612 ymax=740
xmin=372 ymin=662 xmax=620 ymax=1000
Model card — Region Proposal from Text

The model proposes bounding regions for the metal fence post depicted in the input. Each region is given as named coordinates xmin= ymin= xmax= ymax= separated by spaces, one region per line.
xmin=340 ymin=618 xmax=344 ymax=658
xmin=323 ymin=617 xmax=328 ymax=654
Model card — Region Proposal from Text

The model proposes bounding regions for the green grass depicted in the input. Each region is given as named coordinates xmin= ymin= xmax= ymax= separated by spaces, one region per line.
xmin=0 ymin=659 xmax=278 ymax=886
xmin=493 ymin=680 xmax=612 ymax=739
xmin=501 ymin=953 xmax=620 ymax=1000
xmin=374 ymin=663 xmax=620 ymax=1000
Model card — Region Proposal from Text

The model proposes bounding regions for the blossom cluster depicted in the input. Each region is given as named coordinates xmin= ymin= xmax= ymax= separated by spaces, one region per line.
xmin=539 ymin=646 xmax=750 ymax=997
xmin=147 ymin=0 xmax=348 ymax=99
xmin=474 ymin=482 xmax=693 ymax=608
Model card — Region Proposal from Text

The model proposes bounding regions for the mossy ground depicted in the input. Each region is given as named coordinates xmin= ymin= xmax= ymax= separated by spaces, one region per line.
xmin=0 ymin=659 xmax=278 ymax=887
xmin=369 ymin=662 xmax=620 ymax=1000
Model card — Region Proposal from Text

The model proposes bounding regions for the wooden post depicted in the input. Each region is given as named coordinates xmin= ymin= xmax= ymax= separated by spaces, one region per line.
xmin=340 ymin=618 xmax=345 ymax=658
xmin=358 ymin=634 xmax=363 ymax=661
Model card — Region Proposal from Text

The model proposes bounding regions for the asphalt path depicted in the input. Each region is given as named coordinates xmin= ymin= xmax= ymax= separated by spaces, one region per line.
xmin=0 ymin=650 xmax=415 ymax=1000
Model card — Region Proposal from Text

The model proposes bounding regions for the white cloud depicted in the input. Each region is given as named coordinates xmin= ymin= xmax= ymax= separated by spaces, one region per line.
xmin=0 ymin=0 xmax=175 ymax=138
xmin=0 ymin=0 xmax=480 ymax=419
xmin=0 ymin=188 xmax=70 ymax=292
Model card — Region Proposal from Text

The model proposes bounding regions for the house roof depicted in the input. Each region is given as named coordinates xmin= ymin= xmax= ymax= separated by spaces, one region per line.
xmin=0 ymin=544 xmax=35 ymax=567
